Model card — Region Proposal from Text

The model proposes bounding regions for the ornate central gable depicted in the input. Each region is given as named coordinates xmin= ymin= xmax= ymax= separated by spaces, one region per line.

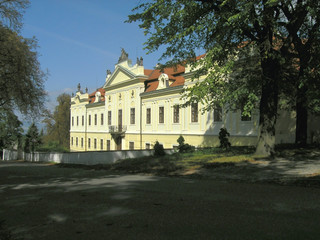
xmin=103 ymin=49 xmax=147 ymax=89
xmin=103 ymin=65 xmax=136 ymax=88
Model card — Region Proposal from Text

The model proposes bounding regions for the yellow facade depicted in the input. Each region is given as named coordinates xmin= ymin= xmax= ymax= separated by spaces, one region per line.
xmin=70 ymin=49 xmax=319 ymax=152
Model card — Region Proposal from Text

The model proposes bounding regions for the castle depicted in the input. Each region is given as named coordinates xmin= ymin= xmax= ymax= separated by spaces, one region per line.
xmin=70 ymin=49 xmax=319 ymax=151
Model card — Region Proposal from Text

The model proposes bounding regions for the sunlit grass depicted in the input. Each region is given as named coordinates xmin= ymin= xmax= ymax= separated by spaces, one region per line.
xmin=108 ymin=147 xmax=258 ymax=174
xmin=207 ymin=155 xmax=255 ymax=163
xmin=59 ymin=147 xmax=259 ymax=175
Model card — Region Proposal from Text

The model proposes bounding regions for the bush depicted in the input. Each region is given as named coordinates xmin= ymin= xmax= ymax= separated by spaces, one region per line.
xmin=219 ymin=128 xmax=231 ymax=149
xmin=177 ymin=135 xmax=195 ymax=153
xmin=154 ymin=141 xmax=165 ymax=156
xmin=36 ymin=141 xmax=70 ymax=153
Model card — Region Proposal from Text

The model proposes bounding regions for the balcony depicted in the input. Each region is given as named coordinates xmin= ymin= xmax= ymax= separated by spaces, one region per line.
xmin=109 ymin=125 xmax=127 ymax=137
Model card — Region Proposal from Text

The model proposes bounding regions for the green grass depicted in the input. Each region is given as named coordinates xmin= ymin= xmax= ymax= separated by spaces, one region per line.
xmin=57 ymin=146 xmax=320 ymax=179
xmin=66 ymin=147 xmax=257 ymax=175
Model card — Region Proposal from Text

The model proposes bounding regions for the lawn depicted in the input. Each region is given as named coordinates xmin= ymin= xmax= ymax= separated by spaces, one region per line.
xmin=58 ymin=145 xmax=320 ymax=183
xmin=60 ymin=146 xmax=259 ymax=175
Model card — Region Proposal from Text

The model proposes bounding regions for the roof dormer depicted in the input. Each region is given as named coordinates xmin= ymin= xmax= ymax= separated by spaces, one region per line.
xmin=157 ymin=73 xmax=169 ymax=89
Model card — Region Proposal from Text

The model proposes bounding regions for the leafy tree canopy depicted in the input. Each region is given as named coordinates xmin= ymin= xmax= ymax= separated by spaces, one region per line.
xmin=0 ymin=0 xmax=29 ymax=31
xmin=0 ymin=0 xmax=46 ymax=117
xmin=128 ymin=0 xmax=319 ymax=110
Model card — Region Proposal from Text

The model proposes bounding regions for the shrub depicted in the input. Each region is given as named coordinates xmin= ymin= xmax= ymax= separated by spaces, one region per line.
xmin=36 ymin=141 xmax=70 ymax=153
xmin=154 ymin=141 xmax=165 ymax=156
xmin=219 ymin=128 xmax=231 ymax=149
xmin=177 ymin=135 xmax=195 ymax=153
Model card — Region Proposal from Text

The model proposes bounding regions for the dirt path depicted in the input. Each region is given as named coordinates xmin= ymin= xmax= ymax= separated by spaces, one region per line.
xmin=1 ymin=161 xmax=320 ymax=240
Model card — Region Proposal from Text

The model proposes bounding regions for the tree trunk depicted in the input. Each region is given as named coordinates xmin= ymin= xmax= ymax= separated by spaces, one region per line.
xmin=295 ymin=83 xmax=308 ymax=146
xmin=295 ymin=52 xmax=309 ymax=146
xmin=255 ymin=54 xmax=280 ymax=157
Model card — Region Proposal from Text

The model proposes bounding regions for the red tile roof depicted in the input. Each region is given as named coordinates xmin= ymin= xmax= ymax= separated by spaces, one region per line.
xmin=145 ymin=80 xmax=159 ymax=92
xmin=143 ymin=65 xmax=186 ymax=92
xmin=89 ymin=88 xmax=105 ymax=104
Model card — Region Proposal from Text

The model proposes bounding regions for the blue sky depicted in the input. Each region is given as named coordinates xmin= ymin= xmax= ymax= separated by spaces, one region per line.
xmin=21 ymin=0 xmax=162 ymax=111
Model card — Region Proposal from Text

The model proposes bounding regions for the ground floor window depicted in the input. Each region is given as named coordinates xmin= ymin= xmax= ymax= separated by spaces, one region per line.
xmin=94 ymin=139 xmax=97 ymax=149
xmin=100 ymin=139 xmax=103 ymax=150
xmin=145 ymin=143 xmax=150 ymax=149
xmin=129 ymin=142 xmax=134 ymax=150
xmin=88 ymin=138 xmax=91 ymax=149
xmin=107 ymin=140 xmax=110 ymax=151
xmin=81 ymin=138 xmax=83 ymax=148
xmin=76 ymin=137 xmax=78 ymax=147
xmin=241 ymin=110 xmax=252 ymax=121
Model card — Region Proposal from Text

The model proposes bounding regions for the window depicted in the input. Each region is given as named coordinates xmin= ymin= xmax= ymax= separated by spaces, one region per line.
xmin=241 ymin=111 xmax=252 ymax=121
xmin=77 ymin=116 xmax=79 ymax=126
xmin=101 ymin=113 xmax=104 ymax=125
xmin=146 ymin=108 xmax=151 ymax=124
xmin=88 ymin=115 xmax=91 ymax=126
xmin=107 ymin=140 xmax=110 ymax=151
xmin=145 ymin=143 xmax=150 ymax=149
xmin=76 ymin=137 xmax=78 ymax=146
xmin=72 ymin=117 xmax=74 ymax=126
xmin=71 ymin=137 xmax=73 ymax=146
xmin=159 ymin=106 xmax=164 ymax=123
xmin=214 ymin=107 xmax=222 ymax=122
xmin=100 ymin=139 xmax=103 ymax=150
xmin=94 ymin=139 xmax=97 ymax=149
xmin=94 ymin=114 xmax=97 ymax=125
xmin=82 ymin=116 xmax=84 ymax=126
xmin=129 ymin=142 xmax=134 ymax=150
xmin=88 ymin=138 xmax=91 ymax=149
xmin=108 ymin=111 xmax=112 ymax=125
xmin=130 ymin=108 xmax=135 ymax=124
xmin=191 ymin=103 xmax=198 ymax=122
xmin=81 ymin=138 xmax=83 ymax=148
xmin=173 ymin=105 xmax=179 ymax=123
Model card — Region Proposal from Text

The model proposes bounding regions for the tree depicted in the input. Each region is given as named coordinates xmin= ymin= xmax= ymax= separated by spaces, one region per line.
xmin=42 ymin=93 xmax=71 ymax=149
xmin=0 ymin=0 xmax=46 ymax=117
xmin=0 ymin=0 xmax=29 ymax=30
xmin=154 ymin=141 xmax=165 ymax=156
xmin=0 ymin=108 xmax=23 ymax=151
xmin=24 ymin=122 xmax=41 ymax=153
xmin=177 ymin=135 xmax=195 ymax=153
xmin=128 ymin=0 xmax=320 ymax=156
xmin=218 ymin=128 xmax=231 ymax=149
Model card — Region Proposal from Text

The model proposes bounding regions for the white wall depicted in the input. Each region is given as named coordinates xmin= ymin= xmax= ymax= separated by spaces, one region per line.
xmin=2 ymin=149 xmax=175 ymax=165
